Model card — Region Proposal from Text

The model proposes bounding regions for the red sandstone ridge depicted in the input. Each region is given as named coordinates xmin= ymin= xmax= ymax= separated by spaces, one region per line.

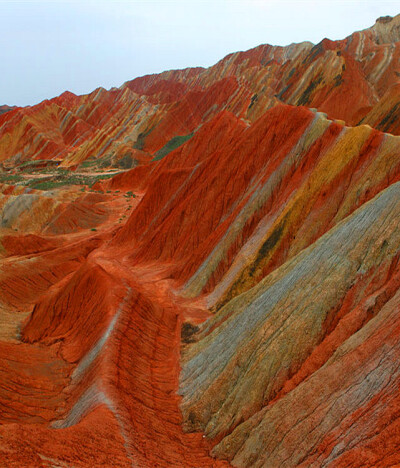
xmin=1 ymin=14 xmax=400 ymax=467
xmin=0 ymin=105 xmax=16 ymax=116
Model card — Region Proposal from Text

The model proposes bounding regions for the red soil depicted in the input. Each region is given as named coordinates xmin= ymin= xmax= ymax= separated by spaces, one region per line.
xmin=1 ymin=14 xmax=400 ymax=467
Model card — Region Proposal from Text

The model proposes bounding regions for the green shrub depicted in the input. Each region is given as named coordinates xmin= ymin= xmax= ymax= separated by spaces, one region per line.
xmin=153 ymin=133 xmax=194 ymax=161
xmin=117 ymin=154 xmax=134 ymax=169
xmin=133 ymin=128 xmax=153 ymax=150
xmin=0 ymin=173 xmax=24 ymax=184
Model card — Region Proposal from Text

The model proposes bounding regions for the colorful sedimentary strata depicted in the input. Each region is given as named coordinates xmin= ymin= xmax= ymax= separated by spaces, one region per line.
xmin=1 ymin=14 xmax=400 ymax=468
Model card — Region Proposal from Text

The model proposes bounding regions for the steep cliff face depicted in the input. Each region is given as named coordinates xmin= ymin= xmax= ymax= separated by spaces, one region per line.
xmin=1 ymin=14 xmax=400 ymax=468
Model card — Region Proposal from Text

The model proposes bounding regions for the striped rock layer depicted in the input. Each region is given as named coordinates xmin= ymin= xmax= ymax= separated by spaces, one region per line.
xmin=1 ymin=14 xmax=400 ymax=468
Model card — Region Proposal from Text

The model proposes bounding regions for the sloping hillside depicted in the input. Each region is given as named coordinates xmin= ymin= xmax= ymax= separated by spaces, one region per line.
xmin=1 ymin=14 xmax=400 ymax=468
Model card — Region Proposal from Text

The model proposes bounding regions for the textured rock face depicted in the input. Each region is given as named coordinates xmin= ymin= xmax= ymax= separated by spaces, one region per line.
xmin=372 ymin=15 xmax=400 ymax=44
xmin=181 ymin=183 xmax=400 ymax=461
xmin=0 ymin=14 xmax=400 ymax=172
xmin=0 ymin=105 xmax=15 ymax=116
xmin=1 ymin=14 xmax=400 ymax=468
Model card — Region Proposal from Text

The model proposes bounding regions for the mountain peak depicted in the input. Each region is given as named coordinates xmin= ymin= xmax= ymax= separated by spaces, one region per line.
xmin=369 ymin=13 xmax=400 ymax=44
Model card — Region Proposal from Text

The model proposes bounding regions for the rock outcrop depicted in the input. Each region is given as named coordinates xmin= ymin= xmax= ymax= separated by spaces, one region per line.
xmin=1 ymin=14 xmax=400 ymax=468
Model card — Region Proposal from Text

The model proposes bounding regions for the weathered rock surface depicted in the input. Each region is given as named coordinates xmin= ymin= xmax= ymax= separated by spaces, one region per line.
xmin=1 ymin=14 xmax=400 ymax=468
xmin=181 ymin=182 xmax=400 ymax=465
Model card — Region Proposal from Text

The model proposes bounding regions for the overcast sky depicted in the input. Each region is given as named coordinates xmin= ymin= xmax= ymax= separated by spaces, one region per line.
xmin=1 ymin=0 xmax=399 ymax=106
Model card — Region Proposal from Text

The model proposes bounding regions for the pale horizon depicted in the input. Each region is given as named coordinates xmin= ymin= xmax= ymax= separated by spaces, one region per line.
xmin=1 ymin=0 xmax=399 ymax=107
